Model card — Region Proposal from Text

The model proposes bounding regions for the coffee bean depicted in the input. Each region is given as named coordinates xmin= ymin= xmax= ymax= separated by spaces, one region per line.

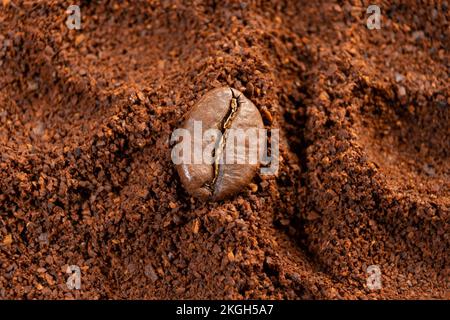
xmin=174 ymin=87 xmax=264 ymax=201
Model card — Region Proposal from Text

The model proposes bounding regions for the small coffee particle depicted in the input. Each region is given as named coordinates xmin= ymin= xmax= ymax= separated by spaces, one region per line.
xmin=249 ymin=182 xmax=258 ymax=193
xmin=260 ymin=106 xmax=273 ymax=124
xmin=192 ymin=219 xmax=200 ymax=234
xmin=423 ymin=164 xmax=436 ymax=177
xmin=169 ymin=201 xmax=178 ymax=209
xmin=74 ymin=147 xmax=82 ymax=158
xmin=75 ymin=34 xmax=85 ymax=46
xmin=144 ymin=264 xmax=158 ymax=282
xmin=244 ymin=82 xmax=254 ymax=97
xmin=175 ymin=87 xmax=264 ymax=201
xmin=2 ymin=234 xmax=12 ymax=246
xmin=227 ymin=250 xmax=235 ymax=262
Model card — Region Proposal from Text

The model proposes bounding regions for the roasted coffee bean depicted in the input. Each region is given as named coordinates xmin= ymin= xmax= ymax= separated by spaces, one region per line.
xmin=174 ymin=87 xmax=264 ymax=201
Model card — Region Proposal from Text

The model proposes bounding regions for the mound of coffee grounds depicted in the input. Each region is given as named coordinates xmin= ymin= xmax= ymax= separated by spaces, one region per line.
xmin=0 ymin=1 xmax=448 ymax=299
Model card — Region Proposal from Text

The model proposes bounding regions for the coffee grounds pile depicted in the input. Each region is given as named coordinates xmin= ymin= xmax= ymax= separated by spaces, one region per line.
xmin=0 ymin=1 xmax=448 ymax=299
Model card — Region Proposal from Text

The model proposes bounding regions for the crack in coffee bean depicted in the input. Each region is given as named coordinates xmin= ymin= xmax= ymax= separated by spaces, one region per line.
xmin=204 ymin=89 xmax=241 ymax=192
xmin=174 ymin=87 xmax=264 ymax=201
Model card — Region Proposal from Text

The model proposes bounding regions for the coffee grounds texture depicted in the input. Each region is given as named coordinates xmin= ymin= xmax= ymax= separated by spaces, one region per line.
xmin=0 ymin=1 xmax=448 ymax=299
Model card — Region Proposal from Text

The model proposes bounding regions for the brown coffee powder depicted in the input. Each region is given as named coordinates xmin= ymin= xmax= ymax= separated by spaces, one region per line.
xmin=0 ymin=1 xmax=448 ymax=299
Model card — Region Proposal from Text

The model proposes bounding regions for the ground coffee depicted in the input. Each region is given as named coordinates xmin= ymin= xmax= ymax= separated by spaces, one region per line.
xmin=0 ymin=0 xmax=448 ymax=300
